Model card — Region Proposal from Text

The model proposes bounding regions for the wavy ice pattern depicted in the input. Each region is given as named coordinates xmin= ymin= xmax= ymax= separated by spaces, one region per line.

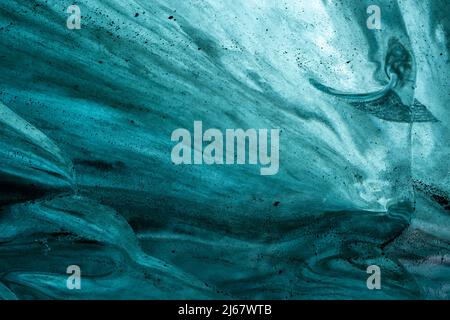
xmin=0 ymin=0 xmax=449 ymax=299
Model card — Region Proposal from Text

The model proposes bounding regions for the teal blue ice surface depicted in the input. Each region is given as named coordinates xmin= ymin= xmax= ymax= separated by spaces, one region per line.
xmin=0 ymin=0 xmax=449 ymax=299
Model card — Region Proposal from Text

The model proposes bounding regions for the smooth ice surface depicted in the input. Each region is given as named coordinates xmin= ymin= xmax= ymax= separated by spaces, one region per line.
xmin=0 ymin=0 xmax=449 ymax=299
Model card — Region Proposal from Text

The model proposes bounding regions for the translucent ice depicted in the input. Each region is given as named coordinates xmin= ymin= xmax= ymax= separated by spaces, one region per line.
xmin=0 ymin=0 xmax=448 ymax=299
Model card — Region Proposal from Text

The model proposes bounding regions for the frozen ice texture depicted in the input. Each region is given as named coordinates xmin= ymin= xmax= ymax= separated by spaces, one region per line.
xmin=0 ymin=0 xmax=448 ymax=299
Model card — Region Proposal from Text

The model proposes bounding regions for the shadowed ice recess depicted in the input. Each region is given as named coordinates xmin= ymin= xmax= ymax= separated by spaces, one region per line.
xmin=0 ymin=0 xmax=449 ymax=299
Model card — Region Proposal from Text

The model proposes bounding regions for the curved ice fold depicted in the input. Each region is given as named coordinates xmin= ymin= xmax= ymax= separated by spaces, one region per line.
xmin=310 ymin=38 xmax=437 ymax=123
xmin=0 ymin=102 xmax=74 ymax=205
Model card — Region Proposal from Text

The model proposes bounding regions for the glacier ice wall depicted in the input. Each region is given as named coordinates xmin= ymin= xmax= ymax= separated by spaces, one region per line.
xmin=0 ymin=0 xmax=449 ymax=299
